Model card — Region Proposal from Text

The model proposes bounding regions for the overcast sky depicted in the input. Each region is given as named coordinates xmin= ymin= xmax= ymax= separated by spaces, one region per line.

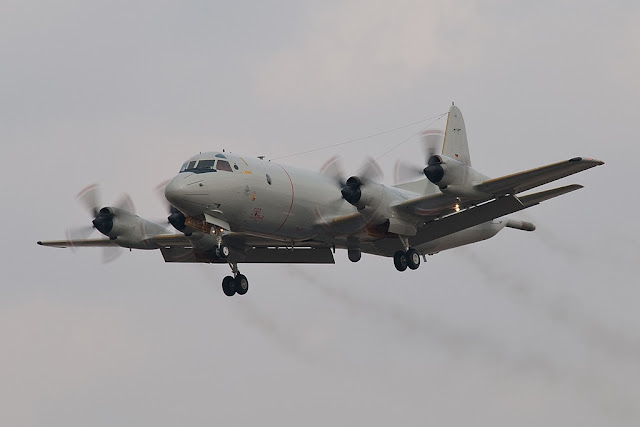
xmin=2 ymin=1 xmax=639 ymax=426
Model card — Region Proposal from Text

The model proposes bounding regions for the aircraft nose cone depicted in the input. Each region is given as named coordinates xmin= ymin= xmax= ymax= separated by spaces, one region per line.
xmin=164 ymin=176 xmax=185 ymax=206
xmin=164 ymin=174 xmax=209 ymax=216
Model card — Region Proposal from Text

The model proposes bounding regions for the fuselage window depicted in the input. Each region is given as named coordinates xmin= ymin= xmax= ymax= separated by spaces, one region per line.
xmin=266 ymin=174 xmax=272 ymax=185
xmin=196 ymin=159 xmax=216 ymax=170
xmin=217 ymin=160 xmax=233 ymax=172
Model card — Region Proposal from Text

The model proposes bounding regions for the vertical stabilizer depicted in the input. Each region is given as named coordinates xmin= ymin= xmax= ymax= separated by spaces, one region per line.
xmin=442 ymin=104 xmax=472 ymax=166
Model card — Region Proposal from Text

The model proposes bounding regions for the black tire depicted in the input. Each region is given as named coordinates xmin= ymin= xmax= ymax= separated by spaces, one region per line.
xmin=217 ymin=245 xmax=230 ymax=259
xmin=222 ymin=276 xmax=235 ymax=296
xmin=406 ymin=248 xmax=420 ymax=270
xmin=393 ymin=250 xmax=408 ymax=272
xmin=234 ymin=274 xmax=249 ymax=295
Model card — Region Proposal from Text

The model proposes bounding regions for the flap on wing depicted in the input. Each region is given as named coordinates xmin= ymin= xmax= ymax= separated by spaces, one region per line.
xmin=475 ymin=157 xmax=603 ymax=196
xmin=409 ymin=183 xmax=585 ymax=247
xmin=161 ymin=247 xmax=335 ymax=264
xmin=317 ymin=212 xmax=367 ymax=235
xmin=410 ymin=196 xmax=526 ymax=245
xmin=148 ymin=234 xmax=193 ymax=247
xmin=518 ymin=184 xmax=583 ymax=207
xmin=37 ymin=238 xmax=117 ymax=248
xmin=393 ymin=192 xmax=458 ymax=217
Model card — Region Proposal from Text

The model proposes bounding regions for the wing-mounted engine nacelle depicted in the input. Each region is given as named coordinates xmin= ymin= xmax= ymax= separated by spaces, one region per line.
xmin=340 ymin=176 xmax=401 ymax=225
xmin=424 ymin=155 xmax=489 ymax=200
xmin=341 ymin=176 xmax=384 ymax=212
xmin=93 ymin=207 xmax=166 ymax=249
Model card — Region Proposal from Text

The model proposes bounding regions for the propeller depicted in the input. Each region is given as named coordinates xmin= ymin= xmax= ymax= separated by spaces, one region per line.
xmin=320 ymin=155 xmax=384 ymax=207
xmin=65 ymin=184 xmax=136 ymax=262
xmin=393 ymin=129 xmax=444 ymax=184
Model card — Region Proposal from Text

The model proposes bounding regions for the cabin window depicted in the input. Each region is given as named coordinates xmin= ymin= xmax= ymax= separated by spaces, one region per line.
xmin=266 ymin=174 xmax=272 ymax=185
xmin=217 ymin=160 xmax=233 ymax=172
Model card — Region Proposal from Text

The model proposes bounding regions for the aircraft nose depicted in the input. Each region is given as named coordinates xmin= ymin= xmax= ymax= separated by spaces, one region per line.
xmin=164 ymin=174 xmax=209 ymax=216
xmin=164 ymin=175 xmax=186 ymax=206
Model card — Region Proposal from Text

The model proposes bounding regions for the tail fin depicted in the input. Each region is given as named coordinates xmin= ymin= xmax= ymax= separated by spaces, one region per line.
xmin=442 ymin=104 xmax=472 ymax=166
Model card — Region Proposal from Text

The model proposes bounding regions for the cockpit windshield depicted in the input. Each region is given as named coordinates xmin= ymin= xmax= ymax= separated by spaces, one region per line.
xmin=179 ymin=157 xmax=235 ymax=173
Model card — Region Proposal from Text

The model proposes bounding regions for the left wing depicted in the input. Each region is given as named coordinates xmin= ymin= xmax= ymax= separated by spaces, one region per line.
xmin=475 ymin=157 xmax=603 ymax=196
xmin=410 ymin=184 xmax=582 ymax=245
xmin=369 ymin=184 xmax=583 ymax=255
xmin=393 ymin=157 xmax=603 ymax=217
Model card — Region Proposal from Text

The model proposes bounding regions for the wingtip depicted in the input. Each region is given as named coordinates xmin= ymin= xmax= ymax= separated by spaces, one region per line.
xmin=569 ymin=157 xmax=604 ymax=165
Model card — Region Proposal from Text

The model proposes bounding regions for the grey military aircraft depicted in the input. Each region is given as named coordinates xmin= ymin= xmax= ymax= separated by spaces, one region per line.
xmin=38 ymin=105 xmax=604 ymax=296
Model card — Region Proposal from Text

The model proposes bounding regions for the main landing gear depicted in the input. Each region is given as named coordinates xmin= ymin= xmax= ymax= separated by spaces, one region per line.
xmin=393 ymin=235 xmax=421 ymax=272
xmin=221 ymin=261 xmax=249 ymax=297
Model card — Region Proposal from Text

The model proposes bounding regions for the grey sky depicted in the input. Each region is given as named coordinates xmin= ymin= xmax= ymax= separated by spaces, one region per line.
xmin=2 ymin=1 xmax=639 ymax=426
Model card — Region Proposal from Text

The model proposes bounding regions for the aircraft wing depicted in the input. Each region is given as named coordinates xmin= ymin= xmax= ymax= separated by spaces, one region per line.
xmin=475 ymin=157 xmax=604 ymax=196
xmin=393 ymin=192 xmax=459 ymax=217
xmin=410 ymin=184 xmax=583 ymax=245
xmin=38 ymin=231 xmax=335 ymax=264
xmin=158 ymin=232 xmax=335 ymax=264
xmin=369 ymin=184 xmax=583 ymax=255
xmin=38 ymin=238 xmax=118 ymax=248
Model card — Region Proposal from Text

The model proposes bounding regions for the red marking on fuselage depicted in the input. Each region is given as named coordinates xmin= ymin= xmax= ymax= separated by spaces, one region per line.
xmin=273 ymin=164 xmax=295 ymax=233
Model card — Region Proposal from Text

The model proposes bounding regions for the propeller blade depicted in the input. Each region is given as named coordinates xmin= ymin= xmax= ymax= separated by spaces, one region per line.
xmin=155 ymin=179 xmax=172 ymax=210
xmin=76 ymin=184 xmax=101 ymax=218
xmin=420 ymin=129 xmax=445 ymax=164
xmin=113 ymin=193 xmax=135 ymax=214
xmin=64 ymin=225 xmax=95 ymax=251
xmin=319 ymin=155 xmax=346 ymax=189
xmin=393 ymin=159 xmax=424 ymax=184
xmin=102 ymin=245 xmax=122 ymax=263
xmin=359 ymin=156 xmax=384 ymax=183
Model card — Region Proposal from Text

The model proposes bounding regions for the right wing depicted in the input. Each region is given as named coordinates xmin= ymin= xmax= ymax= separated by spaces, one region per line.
xmin=38 ymin=238 xmax=118 ymax=248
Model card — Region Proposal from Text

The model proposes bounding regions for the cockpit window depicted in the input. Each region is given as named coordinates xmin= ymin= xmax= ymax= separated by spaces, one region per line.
xmin=215 ymin=153 xmax=227 ymax=159
xmin=217 ymin=160 xmax=233 ymax=172
xmin=179 ymin=161 xmax=189 ymax=172
xmin=196 ymin=159 xmax=216 ymax=170
xmin=184 ymin=160 xmax=197 ymax=172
